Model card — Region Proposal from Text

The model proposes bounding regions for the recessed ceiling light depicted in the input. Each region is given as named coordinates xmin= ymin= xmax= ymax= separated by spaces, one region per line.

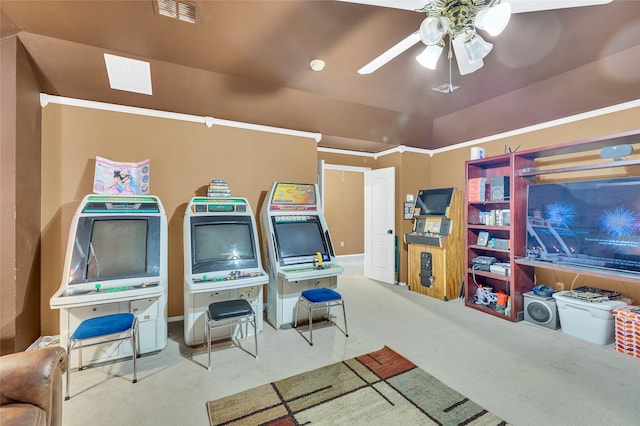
xmin=310 ymin=59 xmax=325 ymax=72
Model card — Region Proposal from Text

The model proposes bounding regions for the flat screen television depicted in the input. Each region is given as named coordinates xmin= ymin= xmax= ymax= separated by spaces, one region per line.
xmin=68 ymin=216 xmax=162 ymax=285
xmin=526 ymin=177 xmax=640 ymax=274
xmin=272 ymin=215 xmax=332 ymax=265
xmin=414 ymin=187 xmax=454 ymax=216
xmin=190 ymin=215 xmax=259 ymax=273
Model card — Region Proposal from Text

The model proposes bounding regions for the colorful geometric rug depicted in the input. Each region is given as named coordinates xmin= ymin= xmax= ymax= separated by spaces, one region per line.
xmin=206 ymin=346 xmax=509 ymax=425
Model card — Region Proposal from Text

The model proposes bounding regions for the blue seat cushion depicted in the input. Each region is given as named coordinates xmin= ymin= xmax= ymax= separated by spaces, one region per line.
xmin=71 ymin=313 xmax=135 ymax=340
xmin=209 ymin=299 xmax=253 ymax=321
xmin=301 ymin=288 xmax=342 ymax=303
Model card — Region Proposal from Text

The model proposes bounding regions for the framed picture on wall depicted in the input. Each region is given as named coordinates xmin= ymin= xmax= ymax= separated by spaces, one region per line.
xmin=404 ymin=202 xmax=414 ymax=220
xmin=476 ymin=231 xmax=489 ymax=247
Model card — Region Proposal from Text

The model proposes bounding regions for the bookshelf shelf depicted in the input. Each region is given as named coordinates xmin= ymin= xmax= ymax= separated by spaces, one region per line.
xmin=464 ymin=153 xmax=534 ymax=322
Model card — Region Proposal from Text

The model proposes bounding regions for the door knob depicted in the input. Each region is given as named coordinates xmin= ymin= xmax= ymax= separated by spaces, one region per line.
xmin=387 ymin=230 xmax=393 ymax=234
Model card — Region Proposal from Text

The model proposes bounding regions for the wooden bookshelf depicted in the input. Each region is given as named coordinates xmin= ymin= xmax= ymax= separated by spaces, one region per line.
xmin=463 ymin=129 xmax=640 ymax=321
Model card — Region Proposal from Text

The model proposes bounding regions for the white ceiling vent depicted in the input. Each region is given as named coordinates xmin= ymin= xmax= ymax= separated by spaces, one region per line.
xmin=104 ymin=54 xmax=153 ymax=95
xmin=154 ymin=0 xmax=198 ymax=24
xmin=432 ymin=82 xmax=459 ymax=94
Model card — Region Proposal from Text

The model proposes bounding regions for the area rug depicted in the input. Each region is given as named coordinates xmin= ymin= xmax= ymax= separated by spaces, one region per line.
xmin=206 ymin=346 xmax=509 ymax=425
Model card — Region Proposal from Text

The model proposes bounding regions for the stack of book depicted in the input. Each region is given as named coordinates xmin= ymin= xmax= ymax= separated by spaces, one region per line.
xmin=467 ymin=177 xmax=486 ymax=202
xmin=207 ymin=179 xmax=231 ymax=197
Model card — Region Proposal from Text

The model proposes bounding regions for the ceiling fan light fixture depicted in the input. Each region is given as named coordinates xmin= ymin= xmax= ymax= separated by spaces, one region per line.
xmin=419 ymin=16 xmax=449 ymax=45
xmin=452 ymin=33 xmax=484 ymax=75
xmin=416 ymin=43 xmax=444 ymax=70
xmin=475 ymin=2 xmax=511 ymax=37
xmin=464 ymin=33 xmax=493 ymax=64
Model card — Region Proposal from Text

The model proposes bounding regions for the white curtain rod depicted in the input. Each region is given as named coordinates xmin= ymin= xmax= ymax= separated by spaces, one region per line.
xmin=40 ymin=94 xmax=322 ymax=142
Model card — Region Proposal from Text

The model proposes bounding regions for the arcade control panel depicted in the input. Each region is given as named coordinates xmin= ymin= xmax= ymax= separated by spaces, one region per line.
xmin=63 ymin=282 xmax=159 ymax=296
xmin=193 ymin=270 xmax=265 ymax=283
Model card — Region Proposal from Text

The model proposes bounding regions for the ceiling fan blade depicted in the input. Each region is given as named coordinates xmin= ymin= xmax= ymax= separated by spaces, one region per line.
xmin=337 ymin=0 xmax=431 ymax=12
xmin=358 ymin=31 xmax=421 ymax=74
xmin=507 ymin=0 xmax=613 ymax=14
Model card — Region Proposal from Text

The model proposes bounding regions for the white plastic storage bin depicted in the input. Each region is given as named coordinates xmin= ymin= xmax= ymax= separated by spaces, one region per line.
xmin=553 ymin=291 xmax=628 ymax=345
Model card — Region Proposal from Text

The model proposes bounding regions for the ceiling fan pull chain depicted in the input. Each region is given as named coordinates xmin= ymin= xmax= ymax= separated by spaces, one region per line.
xmin=448 ymin=36 xmax=454 ymax=93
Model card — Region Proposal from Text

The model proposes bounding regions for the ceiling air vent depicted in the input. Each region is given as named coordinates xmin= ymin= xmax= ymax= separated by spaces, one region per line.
xmin=154 ymin=0 xmax=199 ymax=24
xmin=432 ymin=82 xmax=460 ymax=94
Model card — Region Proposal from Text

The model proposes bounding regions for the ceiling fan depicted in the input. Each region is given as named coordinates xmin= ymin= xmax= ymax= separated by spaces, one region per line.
xmin=340 ymin=0 xmax=614 ymax=76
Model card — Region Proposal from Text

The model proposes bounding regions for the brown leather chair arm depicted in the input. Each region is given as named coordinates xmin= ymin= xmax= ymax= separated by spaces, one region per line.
xmin=0 ymin=347 xmax=67 ymax=426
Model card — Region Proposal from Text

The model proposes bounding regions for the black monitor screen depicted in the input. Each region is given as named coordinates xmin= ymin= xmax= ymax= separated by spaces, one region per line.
xmin=68 ymin=216 xmax=161 ymax=284
xmin=415 ymin=187 xmax=454 ymax=216
xmin=529 ymin=225 xmax=563 ymax=255
xmin=87 ymin=219 xmax=147 ymax=279
xmin=191 ymin=216 xmax=258 ymax=273
xmin=273 ymin=216 xmax=327 ymax=264
xmin=526 ymin=177 xmax=640 ymax=274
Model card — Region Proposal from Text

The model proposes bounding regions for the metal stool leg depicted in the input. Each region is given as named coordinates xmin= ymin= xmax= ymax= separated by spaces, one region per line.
xmin=294 ymin=296 xmax=301 ymax=329
xmin=206 ymin=311 xmax=212 ymax=371
xmin=308 ymin=301 xmax=314 ymax=345
xmin=65 ymin=339 xmax=73 ymax=401
xmin=341 ymin=301 xmax=349 ymax=337
xmin=252 ymin=313 xmax=258 ymax=359
xmin=132 ymin=321 xmax=138 ymax=383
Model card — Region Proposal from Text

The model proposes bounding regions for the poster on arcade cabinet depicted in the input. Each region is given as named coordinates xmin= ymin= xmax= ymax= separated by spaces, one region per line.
xmin=93 ymin=156 xmax=150 ymax=195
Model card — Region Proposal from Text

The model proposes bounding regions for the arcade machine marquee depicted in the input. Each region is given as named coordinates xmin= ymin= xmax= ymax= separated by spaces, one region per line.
xmin=183 ymin=197 xmax=268 ymax=346
xmin=50 ymin=194 xmax=168 ymax=367
xmin=260 ymin=182 xmax=343 ymax=329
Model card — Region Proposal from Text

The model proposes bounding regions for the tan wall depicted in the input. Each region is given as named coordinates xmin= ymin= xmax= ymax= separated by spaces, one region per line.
xmin=1 ymin=36 xmax=42 ymax=354
xmin=323 ymin=169 xmax=364 ymax=255
xmin=40 ymin=104 xmax=318 ymax=335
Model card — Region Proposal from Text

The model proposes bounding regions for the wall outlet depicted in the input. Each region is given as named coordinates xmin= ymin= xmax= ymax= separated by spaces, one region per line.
xmin=556 ymin=282 xmax=565 ymax=291
xmin=340 ymin=241 xmax=344 ymax=247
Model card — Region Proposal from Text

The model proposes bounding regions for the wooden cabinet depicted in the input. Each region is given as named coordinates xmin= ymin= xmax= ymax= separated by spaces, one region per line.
xmin=464 ymin=153 xmax=534 ymax=321
xmin=463 ymin=129 xmax=640 ymax=321
xmin=407 ymin=189 xmax=464 ymax=301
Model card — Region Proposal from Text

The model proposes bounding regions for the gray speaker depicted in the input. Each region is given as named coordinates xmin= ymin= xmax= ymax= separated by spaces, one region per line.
xmin=523 ymin=292 xmax=560 ymax=330
xmin=600 ymin=144 xmax=633 ymax=161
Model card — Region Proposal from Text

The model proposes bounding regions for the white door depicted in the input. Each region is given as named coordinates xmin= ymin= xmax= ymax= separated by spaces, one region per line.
xmin=364 ymin=167 xmax=395 ymax=283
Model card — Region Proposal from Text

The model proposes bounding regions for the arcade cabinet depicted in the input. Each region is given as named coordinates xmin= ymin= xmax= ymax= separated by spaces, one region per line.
xmin=260 ymin=182 xmax=343 ymax=329
xmin=50 ymin=195 xmax=168 ymax=367
xmin=405 ymin=188 xmax=464 ymax=301
xmin=183 ymin=197 xmax=268 ymax=346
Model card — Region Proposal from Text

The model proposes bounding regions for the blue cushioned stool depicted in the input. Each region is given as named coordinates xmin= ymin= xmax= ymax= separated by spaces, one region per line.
xmin=294 ymin=288 xmax=348 ymax=346
xmin=65 ymin=313 xmax=138 ymax=400
xmin=205 ymin=299 xmax=258 ymax=371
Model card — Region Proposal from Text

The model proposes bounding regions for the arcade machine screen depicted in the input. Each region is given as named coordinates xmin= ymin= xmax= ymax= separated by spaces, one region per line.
xmin=68 ymin=217 xmax=161 ymax=285
xmin=272 ymin=217 xmax=328 ymax=265
xmin=415 ymin=187 xmax=454 ymax=216
xmin=191 ymin=216 xmax=258 ymax=273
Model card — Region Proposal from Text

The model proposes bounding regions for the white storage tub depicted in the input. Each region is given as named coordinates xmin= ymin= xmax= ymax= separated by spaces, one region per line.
xmin=553 ymin=291 xmax=628 ymax=345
